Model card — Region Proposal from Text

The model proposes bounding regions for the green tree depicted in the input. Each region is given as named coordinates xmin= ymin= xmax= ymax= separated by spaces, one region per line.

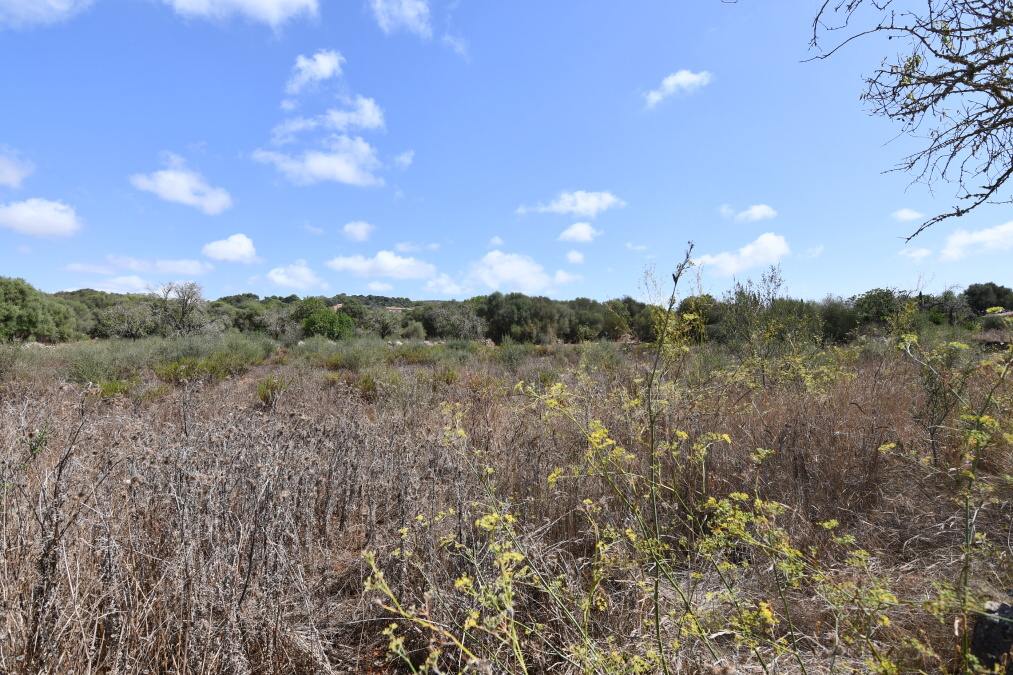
xmin=303 ymin=309 xmax=354 ymax=340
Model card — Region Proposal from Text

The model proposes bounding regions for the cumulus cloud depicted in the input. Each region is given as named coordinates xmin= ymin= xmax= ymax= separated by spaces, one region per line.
xmin=253 ymin=135 xmax=383 ymax=187
xmin=286 ymin=49 xmax=343 ymax=95
xmin=267 ymin=259 xmax=326 ymax=289
xmin=892 ymin=208 xmax=924 ymax=222
xmin=518 ymin=190 xmax=625 ymax=218
xmin=162 ymin=0 xmax=318 ymax=27
xmin=645 ymin=69 xmax=712 ymax=108
xmin=342 ymin=220 xmax=375 ymax=242
xmin=940 ymin=221 xmax=1013 ymax=261
xmin=369 ymin=0 xmax=431 ymax=37
xmin=0 ymin=0 xmax=92 ymax=27
xmin=695 ymin=232 xmax=790 ymax=276
xmin=558 ymin=222 xmax=601 ymax=243
xmin=326 ymin=250 xmax=435 ymax=279
xmin=468 ymin=250 xmax=575 ymax=295
xmin=0 ymin=198 xmax=81 ymax=236
xmin=0 ymin=149 xmax=34 ymax=188
xmin=202 ymin=233 xmax=258 ymax=263
xmin=899 ymin=247 xmax=932 ymax=261
xmin=426 ymin=273 xmax=466 ymax=296
xmin=131 ymin=154 xmax=232 ymax=215
xmin=566 ymin=250 xmax=584 ymax=264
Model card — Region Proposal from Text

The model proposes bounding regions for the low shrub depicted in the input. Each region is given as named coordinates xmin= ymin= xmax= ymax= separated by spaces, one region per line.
xmin=257 ymin=375 xmax=286 ymax=407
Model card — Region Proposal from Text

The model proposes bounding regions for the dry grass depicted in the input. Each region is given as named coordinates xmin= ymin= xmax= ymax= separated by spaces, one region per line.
xmin=0 ymin=336 xmax=1009 ymax=673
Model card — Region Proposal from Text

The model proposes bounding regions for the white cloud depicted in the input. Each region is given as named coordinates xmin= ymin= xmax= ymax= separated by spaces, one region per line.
xmin=892 ymin=207 xmax=923 ymax=222
xmin=899 ymin=247 xmax=932 ymax=261
xmin=303 ymin=224 xmax=324 ymax=235
xmin=106 ymin=255 xmax=212 ymax=276
xmin=733 ymin=204 xmax=777 ymax=223
xmin=645 ymin=69 xmax=712 ymax=108
xmin=940 ymin=221 xmax=1013 ymax=261
xmin=367 ymin=281 xmax=393 ymax=292
xmin=469 ymin=250 xmax=554 ymax=294
xmin=0 ymin=198 xmax=81 ymax=236
xmin=553 ymin=270 xmax=580 ymax=285
xmin=272 ymin=97 xmax=385 ymax=144
xmin=488 ymin=235 xmax=504 ymax=247
xmin=518 ymin=190 xmax=625 ymax=218
xmin=0 ymin=0 xmax=92 ymax=27
xmin=342 ymin=220 xmax=375 ymax=242
xmin=566 ymin=250 xmax=584 ymax=264
xmin=442 ymin=33 xmax=468 ymax=58
xmin=66 ymin=262 xmax=114 ymax=275
xmin=162 ymin=0 xmax=318 ymax=27
xmin=202 ymin=233 xmax=258 ymax=263
xmin=326 ymin=250 xmax=435 ymax=279
xmin=254 ymin=136 xmax=383 ymax=187
xmin=625 ymin=242 xmax=648 ymax=252
xmin=695 ymin=232 xmax=790 ymax=276
xmin=395 ymin=241 xmax=439 ymax=252
xmin=95 ymin=275 xmax=149 ymax=293
xmin=267 ymin=259 xmax=326 ymax=289
xmin=803 ymin=244 xmax=825 ymax=259
xmin=558 ymin=222 xmax=601 ymax=243
xmin=130 ymin=154 xmax=232 ymax=215
xmin=286 ymin=49 xmax=343 ymax=95
xmin=426 ymin=273 xmax=466 ymax=296
xmin=0 ymin=149 xmax=34 ymax=188
xmin=369 ymin=0 xmax=431 ymax=38
xmin=393 ymin=149 xmax=414 ymax=169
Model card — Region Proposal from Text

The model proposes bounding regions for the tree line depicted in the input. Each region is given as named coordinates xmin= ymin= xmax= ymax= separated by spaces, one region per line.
xmin=1 ymin=275 xmax=1010 ymax=345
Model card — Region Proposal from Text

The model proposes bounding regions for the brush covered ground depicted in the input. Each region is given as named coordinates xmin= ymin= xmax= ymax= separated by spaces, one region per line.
xmin=0 ymin=318 xmax=1010 ymax=673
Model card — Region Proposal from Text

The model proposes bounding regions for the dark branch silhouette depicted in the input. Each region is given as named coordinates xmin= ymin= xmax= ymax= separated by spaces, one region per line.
xmin=810 ymin=0 xmax=1013 ymax=239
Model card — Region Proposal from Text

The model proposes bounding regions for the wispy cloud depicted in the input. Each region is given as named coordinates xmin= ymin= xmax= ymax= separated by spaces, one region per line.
xmin=892 ymin=207 xmax=923 ymax=223
xmin=898 ymin=247 xmax=932 ymax=261
xmin=0 ymin=148 xmax=34 ymax=188
xmin=518 ymin=190 xmax=625 ymax=218
xmin=162 ymin=0 xmax=318 ymax=27
xmin=0 ymin=0 xmax=92 ymax=28
xmin=369 ymin=0 xmax=431 ymax=38
xmin=720 ymin=203 xmax=778 ymax=223
xmin=940 ymin=221 xmax=1013 ymax=261
xmin=254 ymin=136 xmax=383 ymax=187
xmin=644 ymin=69 xmax=711 ymax=108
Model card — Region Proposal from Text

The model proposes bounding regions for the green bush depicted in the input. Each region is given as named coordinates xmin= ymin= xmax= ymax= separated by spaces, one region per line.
xmin=97 ymin=379 xmax=134 ymax=398
xmin=303 ymin=309 xmax=354 ymax=340
xmin=257 ymin=376 xmax=287 ymax=407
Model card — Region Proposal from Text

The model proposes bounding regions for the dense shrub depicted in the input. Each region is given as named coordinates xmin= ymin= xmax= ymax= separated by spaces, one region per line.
xmin=303 ymin=309 xmax=354 ymax=340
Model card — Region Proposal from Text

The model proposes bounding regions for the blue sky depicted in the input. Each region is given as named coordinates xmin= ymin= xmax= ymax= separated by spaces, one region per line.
xmin=1 ymin=0 xmax=1010 ymax=301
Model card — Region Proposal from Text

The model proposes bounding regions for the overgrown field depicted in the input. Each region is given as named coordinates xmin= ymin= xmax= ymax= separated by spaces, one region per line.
xmin=0 ymin=322 xmax=1010 ymax=673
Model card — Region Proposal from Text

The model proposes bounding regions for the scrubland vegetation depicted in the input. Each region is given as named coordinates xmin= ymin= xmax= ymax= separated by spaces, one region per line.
xmin=0 ymin=270 xmax=1010 ymax=673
